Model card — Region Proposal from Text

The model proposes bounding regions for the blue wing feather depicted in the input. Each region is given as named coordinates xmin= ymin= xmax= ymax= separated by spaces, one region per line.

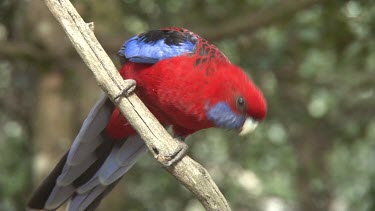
xmin=119 ymin=29 xmax=198 ymax=64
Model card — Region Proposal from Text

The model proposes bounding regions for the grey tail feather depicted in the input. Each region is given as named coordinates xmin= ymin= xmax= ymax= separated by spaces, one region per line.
xmin=64 ymin=135 xmax=148 ymax=211
xmin=27 ymin=133 xmax=118 ymax=210
xmin=28 ymin=94 xmax=149 ymax=211
xmin=84 ymin=178 xmax=122 ymax=211
xmin=27 ymin=151 xmax=68 ymax=210
xmin=28 ymin=137 xmax=147 ymax=211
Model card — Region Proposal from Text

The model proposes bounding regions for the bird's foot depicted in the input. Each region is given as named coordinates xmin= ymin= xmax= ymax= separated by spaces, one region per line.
xmin=158 ymin=138 xmax=188 ymax=167
xmin=114 ymin=79 xmax=136 ymax=100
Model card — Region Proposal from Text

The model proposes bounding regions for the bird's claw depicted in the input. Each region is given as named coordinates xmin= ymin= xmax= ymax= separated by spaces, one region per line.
xmin=158 ymin=138 xmax=188 ymax=167
xmin=114 ymin=79 xmax=136 ymax=100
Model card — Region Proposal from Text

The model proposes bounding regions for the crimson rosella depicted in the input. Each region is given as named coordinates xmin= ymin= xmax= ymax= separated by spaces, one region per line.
xmin=28 ymin=28 xmax=267 ymax=210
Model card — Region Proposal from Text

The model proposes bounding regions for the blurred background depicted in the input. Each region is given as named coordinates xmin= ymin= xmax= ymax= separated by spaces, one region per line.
xmin=0 ymin=0 xmax=374 ymax=210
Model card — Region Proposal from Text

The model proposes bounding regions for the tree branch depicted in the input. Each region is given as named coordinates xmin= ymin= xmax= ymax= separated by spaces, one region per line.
xmin=42 ymin=0 xmax=230 ymax=210
xmin=0 ymin=41 xmax=51 ymax=62
xmin=198 ymin=0 xmax=329 ymax=41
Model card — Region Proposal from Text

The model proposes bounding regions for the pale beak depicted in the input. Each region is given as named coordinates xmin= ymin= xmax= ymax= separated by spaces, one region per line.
xmin=239 ymin=117 xmax=259 ymax=136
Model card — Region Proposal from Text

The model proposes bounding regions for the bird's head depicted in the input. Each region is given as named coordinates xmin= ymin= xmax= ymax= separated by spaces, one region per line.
xmin=205 ymin=63 xmax=267 ymax=135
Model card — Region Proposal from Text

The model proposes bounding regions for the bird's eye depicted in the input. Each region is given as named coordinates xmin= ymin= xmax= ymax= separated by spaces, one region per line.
xmin=236 ymin=96 xmax=246 ymax=111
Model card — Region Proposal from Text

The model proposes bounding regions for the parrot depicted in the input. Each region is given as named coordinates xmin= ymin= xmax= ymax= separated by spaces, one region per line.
xmin=28 ymin=27 xmax=267 ymax=211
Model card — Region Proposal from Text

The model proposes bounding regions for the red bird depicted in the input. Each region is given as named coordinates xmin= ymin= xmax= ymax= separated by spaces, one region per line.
xmin=28 ymin=28 xmax=267 ymax=210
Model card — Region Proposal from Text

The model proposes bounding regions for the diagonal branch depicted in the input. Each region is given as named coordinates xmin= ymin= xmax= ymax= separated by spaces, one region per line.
xmin=198 ymin=0 xmax=330 ymax=41
xmin=0 ymin=41 xmax=51 ymax=62
xmin=42 ymin=0 xmax=230 ymax=210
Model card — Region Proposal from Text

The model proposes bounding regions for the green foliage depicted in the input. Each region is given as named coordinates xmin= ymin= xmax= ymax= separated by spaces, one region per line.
xmin=0 ymin=118 xmax=31 ymax=211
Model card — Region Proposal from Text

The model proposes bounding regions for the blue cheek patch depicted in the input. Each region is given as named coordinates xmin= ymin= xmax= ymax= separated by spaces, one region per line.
xmin=206 ymin=102 xmax=246 ymax=129
xmin=119 ymin=35 xmax=196 ymax=64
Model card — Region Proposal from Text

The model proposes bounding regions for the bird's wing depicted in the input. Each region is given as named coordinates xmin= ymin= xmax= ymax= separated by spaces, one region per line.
xmin=118 ymin=28 xmax=198 ymax=65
